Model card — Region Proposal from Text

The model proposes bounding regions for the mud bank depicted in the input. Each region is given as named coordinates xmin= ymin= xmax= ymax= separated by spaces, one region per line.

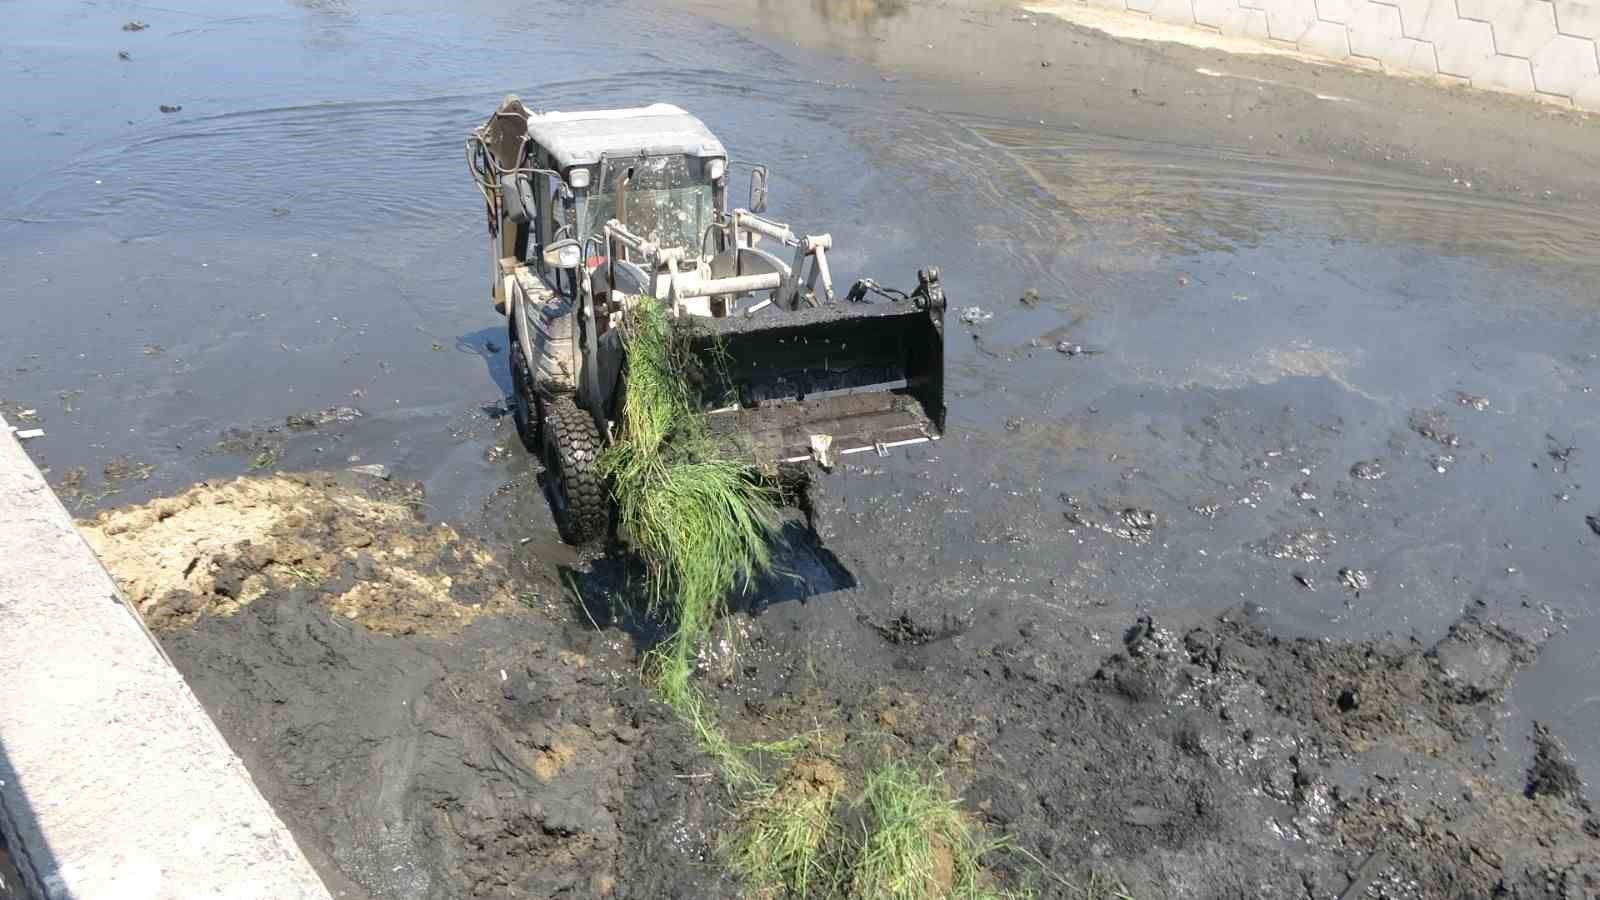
xmin=85 ymin=475 xmax=1597 ymax=899
xmin=81 ymin=473 xmax=740 ymax=900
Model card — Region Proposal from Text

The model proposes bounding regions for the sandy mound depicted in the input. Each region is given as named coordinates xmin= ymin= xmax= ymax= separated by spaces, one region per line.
xmin=80 ymin=472 xmax=513 ymax=634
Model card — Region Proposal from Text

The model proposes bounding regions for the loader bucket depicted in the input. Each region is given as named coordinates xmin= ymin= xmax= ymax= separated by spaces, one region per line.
xmin=687 ymin=298 xmax=945 ymax=464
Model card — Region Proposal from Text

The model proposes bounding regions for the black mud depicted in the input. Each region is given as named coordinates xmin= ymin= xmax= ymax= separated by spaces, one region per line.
xmin=82 ymin=472 xmax=1596 ymax=899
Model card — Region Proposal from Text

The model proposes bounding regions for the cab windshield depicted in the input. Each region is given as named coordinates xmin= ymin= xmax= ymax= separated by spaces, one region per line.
xmin=577 ymin=154 xmax=715 ymax=257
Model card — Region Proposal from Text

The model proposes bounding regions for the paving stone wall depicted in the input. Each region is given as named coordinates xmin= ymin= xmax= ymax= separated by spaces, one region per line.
xmin=1081 ymin=0 xmax=1600 ymax=109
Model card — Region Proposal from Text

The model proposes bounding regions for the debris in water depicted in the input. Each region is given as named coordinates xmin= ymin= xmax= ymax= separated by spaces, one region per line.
xmin=1004 ymin=417 xmax=1024 ymax=432
xmin=1261 ymin=527 xmax=1333 ymax=562
xmin=1456 ymin=392 xmax=1490 ymax=411
xmin=485 ymin=339 xmax=502 ymax=354
xmin=1293 ymin=572 xmax=1316 ymax=591
xmin=143 ymin=343 xmax=164 ymax=356
xmin=959 ymin=306 xmax=992 ymax=325
xmin=1019 ymin=288 xmax=1041 ymax=307
xmin=1338 ymin=567 xmax=1369 ymax=592
xmin=117 ymin=50 xmax=131 ymax=61
xmin=122 ymin=20 xmax=149 ymax=31
xmin=1587 ymin=514 xmax=1600 ymax=537
xmin=1291 ymin=480 xmax=1316 ymax=501
xmin=159 ymin=104 xmax=182 ymax=114
xmin=1408 ymin=409 xmax=1460 ymax=447
xmin=15 ymin=428 xmax=45 ymax=440
xmin=285 ymin=406 xmax=363 ymax=431
xmin=1350 ymin=459 xmax=1385 ymax=480
xmin=1545 ymin=437 xmax=1577 ymax=473
xmin=1429 ymin=453 xmax=1454 ymax=474
xmin=348 ymin=464 xmax=390 ymax=480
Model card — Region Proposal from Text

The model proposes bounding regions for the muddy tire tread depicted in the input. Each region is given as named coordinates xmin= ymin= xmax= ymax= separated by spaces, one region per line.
xmin=542 ymin=396 xmax=607 ymax=544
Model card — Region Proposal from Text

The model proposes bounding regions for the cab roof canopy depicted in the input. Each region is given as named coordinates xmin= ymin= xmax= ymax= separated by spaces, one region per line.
xmin=525 ymin=103 xmax=727 ymax=171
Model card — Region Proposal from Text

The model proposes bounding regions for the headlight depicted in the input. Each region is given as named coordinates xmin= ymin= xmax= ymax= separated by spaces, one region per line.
xmin=567 ymin=167 xmax=591 ymax=189
xmin=707 ymin=158 xmax=726 ymax=180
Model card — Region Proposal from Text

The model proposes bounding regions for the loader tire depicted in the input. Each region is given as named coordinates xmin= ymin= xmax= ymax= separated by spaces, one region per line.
xmin=539 ymin=395 xmax=607 ymax=545
xmin=508 ymin=314 xmax=539 ymax=452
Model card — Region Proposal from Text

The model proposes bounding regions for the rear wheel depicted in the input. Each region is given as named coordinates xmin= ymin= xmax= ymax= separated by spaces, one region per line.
xmin=539 ymin=395 xmax=608 ymax=544
xmin=508 ymin=313 xmax=539 ymax=452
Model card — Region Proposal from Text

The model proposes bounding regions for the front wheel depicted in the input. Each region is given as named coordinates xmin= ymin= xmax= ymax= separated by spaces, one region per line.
xmin=539 ymin=395 xmax=608 ymax=545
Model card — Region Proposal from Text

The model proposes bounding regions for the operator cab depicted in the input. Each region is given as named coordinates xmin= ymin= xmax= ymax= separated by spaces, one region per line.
xmin=478 ymin=101 xmax=734 ymax=296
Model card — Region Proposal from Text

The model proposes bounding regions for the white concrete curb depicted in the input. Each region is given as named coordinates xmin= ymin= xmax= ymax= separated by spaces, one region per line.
xmin=0 ymin=417 xmax=332 ymax=900
xmin=1030 ymin=0 xmax=1600 ymax=110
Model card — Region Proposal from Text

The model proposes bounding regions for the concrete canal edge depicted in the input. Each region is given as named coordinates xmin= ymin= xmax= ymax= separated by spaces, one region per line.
xmin=1030 ymin=0 xmax=1600 ymax=112
xmin=0 ymin=417 xmax=331 ymax=900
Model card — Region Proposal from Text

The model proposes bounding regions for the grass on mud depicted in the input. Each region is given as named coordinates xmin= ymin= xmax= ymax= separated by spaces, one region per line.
xmin=728 ymin=757 xmax=1030 ymax=900
xmin=599 ymin=296 xmax=1046 ymax=898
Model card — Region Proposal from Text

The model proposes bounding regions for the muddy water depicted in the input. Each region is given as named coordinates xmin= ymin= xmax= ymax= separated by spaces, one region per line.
xmin=3 ymin=0 xmax=1598 ymax=816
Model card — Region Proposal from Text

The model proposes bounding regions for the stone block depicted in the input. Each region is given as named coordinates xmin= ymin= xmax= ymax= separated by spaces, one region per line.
xmin=1531 ymin=32 xmax=1600 ymax=92
xmin=1317 ymin=0 xmax=1359 ymax=24
xmin=1195 ymin=0 xmax=1241 ymax=25
xmin=1415 ymin=0 xmax=1470 ymax=39
xmin=1151 ymin=0 xmax=1201 ymax=23
xmin=1487 ymin=2 xmax=1559 ymax=56
xmin=1432 ymin=17 xmax=1500 ymax=75
xmin=1456 ymin=0 xmax=1504 ymax=20
xmin=1573 ymin=72 xmax=1600 ymax=107
xmin=1390 ymin=35 xmax=1443 ymax=69
xmin=1473 ymin=52 xmax=1538 ymax=90
xmin=1393 ymin=0 xmax=1432 ymax=35
xmin=1554 ymin=0 xmax=1600 ymax=37
xmin=1302 ymin=18 xmax=1355 ymax=53
xmin=1222 ymin=5 xmax=1274 ymax=35
xmin=1261 ymin=0 xmax=1321 ymax=39
xmin=1348 ymin=1 xmax=1408 ymax=58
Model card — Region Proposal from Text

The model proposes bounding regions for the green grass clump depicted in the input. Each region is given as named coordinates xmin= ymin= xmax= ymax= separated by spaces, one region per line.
xmin=727 ymin=759 xmax=847 ymax=898
xmin=598 ymin=296 xmax=777 ymax=643
xmin=596 ymin=296 xmax=1051 ymax=900
xmin=850 ymin=761 xmax=1021 ymax=900
xmin=597 ymin=295 xmax=778 ymax=785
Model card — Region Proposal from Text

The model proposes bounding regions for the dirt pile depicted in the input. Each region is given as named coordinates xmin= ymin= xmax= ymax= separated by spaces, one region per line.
xmin=80 ymin=472 xmax=512 ymax=634
xmin=83 ymin=473 xmax=740 ymax=900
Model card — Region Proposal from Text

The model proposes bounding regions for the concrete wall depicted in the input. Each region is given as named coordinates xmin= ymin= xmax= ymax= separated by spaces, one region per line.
xmin=0 ymin=418 xmax=332 ymax=900
xmin=1059 ymin=0 xmax=1600 ymax=109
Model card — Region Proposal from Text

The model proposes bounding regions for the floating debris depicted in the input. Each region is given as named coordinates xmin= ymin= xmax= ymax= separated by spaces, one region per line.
xmin=122 ymin=20 xmax=149 ymax=31
xmin=1261 ymin=528 xmax=1334 ymax=563
xmin=1587 ymin=515 xmax=1600 ymax=537
xmin=285 ymin=406 xmax=363 ymax=431
xmin=1409 ymin=410 xmax=1460 ymax=447
xmin=1293 ymin=572 xmax=1316 ymax=591
xmin=1019 ymin=288 xmax=1041 ymax=307
xmin=959 ymin=306 xmax=992 ymax=325
xmin=1338 ymin=567 xmax=1370 ymax=592
xmin=117 ymin=50 xmax=131 ymax=61
xmin=1455 ymin=392 xmax=1490 ymax=411
xmin=1429 ymin=453 xmax=1455 ymax=474
xmin=1350 ymin=459 xmax=1386 ymax=481
xmin=15 ymin=428 xmax=45 ymax=440
xmin=159 ymin=104 xmax=182 ymax=114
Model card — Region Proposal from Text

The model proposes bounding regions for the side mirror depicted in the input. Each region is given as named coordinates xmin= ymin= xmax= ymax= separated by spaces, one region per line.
xmin=542 ymin=238 xmax=582 ymax=270
xmin=748 ymin=166 xmax=769 ymax=214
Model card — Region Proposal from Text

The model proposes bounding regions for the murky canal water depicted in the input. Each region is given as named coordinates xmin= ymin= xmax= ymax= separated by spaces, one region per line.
xmin=3 ymin=0 xmax=1597 ymax=796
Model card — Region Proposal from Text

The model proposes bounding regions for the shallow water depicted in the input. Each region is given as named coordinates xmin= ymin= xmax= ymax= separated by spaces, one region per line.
xmin=3 ymin=0 xmax=1597 ymax=791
